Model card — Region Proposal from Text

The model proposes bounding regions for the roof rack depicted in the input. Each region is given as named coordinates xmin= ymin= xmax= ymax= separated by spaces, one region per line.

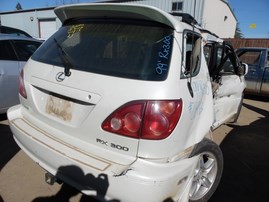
xmin=169 ymin=12 xmax=198 ymax=25
xmin=170 ymin=12 xmax=220 ymax=38
xmin=199 ymin=28 xmax=219 ymax=38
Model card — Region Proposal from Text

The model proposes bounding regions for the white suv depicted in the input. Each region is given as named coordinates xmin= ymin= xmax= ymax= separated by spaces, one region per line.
xmin=8 ymin=3 xmax=247 ymax=202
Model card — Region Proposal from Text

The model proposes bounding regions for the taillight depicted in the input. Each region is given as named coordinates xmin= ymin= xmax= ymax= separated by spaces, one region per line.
xmin=102 ymin=101 xmax=145 ymax=138
xmin=102 ymin=100 xmax=183 ymax=140
xmin=19 ymin=69 xmax=27 ymax=99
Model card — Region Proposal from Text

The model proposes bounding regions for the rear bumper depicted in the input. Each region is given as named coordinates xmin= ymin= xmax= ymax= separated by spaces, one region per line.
xmin=8 ymin=105 xmax=199 ymax=202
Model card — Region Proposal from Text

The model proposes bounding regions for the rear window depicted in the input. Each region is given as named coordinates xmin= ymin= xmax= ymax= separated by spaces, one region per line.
xmin=32 ymin=19 xmax=174 ymax=81
xmin=237 ymin=50 xmax=261 ymax=65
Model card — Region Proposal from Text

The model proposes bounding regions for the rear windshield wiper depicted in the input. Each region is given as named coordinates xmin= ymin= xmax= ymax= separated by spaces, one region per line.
xmin=54 ymin=38 xmax=72 ymax=76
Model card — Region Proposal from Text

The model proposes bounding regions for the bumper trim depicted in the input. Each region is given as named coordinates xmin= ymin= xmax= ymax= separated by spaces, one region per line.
xmin=11 ymin=118 xmax=111 ymax=171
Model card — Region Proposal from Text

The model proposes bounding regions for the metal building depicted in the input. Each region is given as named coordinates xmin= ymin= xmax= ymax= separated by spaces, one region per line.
xmin=104 ymin=0 xmax=237 ymax=38
xmin=0 ymin=0 xmax=236 ymax=39
xmin=0 ymin=7 xmax=61 ymax=40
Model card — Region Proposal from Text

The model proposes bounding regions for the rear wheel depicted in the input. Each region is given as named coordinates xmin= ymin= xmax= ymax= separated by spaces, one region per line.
xmin=189 ymin=139 xmax=223 ymax=202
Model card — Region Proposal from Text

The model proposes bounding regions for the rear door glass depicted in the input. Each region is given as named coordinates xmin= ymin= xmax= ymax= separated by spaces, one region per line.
xmin=32 ymin=19 xmax=174 ymax=81
xmin=182 ymin=32 xmax=201 ymax=77
xmin=12 ymin=40 xmax=41 ymax=61
xmin=0 ymin=40 xmax=17 ymax=61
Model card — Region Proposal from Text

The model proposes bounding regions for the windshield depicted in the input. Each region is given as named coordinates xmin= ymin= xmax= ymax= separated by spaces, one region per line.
xmin=32 ymin=19 xmax=174 ymax=81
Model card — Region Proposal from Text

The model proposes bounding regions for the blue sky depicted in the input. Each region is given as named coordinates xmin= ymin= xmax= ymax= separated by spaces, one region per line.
xmin=229 ymin=0 xmax=269 ymax=38
xmin=0 ymin=0 xmax=93 ymax=10
xmin=0 ymin=0 xmax=268 ymax=38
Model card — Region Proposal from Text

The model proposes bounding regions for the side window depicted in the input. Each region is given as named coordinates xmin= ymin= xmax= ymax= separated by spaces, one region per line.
xmin=12 ymin=40 xmax=41 ymax=61
xmin=0 ymin=40 xmax=17 ymax=61
xmin=218 ymin=45 xmax=237 ymax=74
xmin=238 ymin=51 xmax=261 ymax=66
xmin=203 ymin=44 xmax=213 ymax=67
xmin=209 ymin=42 xmax=240 ymax=81
xmin=182 ymin=32 xmax=201 ymax=77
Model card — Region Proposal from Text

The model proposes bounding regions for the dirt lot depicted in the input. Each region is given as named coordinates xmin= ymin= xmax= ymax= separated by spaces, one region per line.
xmin=0 ymin=96 xmax=268 ymax=202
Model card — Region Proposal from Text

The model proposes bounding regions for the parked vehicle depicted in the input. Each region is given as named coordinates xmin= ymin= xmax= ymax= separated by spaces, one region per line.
xmin=7 ymin=4 xmax=247 ymax=202
xmin=0 ymin=25 xmax=32 ymax=38
xmin=0 ymin=35 xmax=42 ymax=114
xmin=236 ymin=47 xmax=269 ymax=96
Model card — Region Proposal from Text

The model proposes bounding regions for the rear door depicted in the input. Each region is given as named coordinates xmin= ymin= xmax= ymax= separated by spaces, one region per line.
xmin=206 ymin=42 xmax=246 ymax=128
xmin=0 ymin=39 xmax=41 ymax=113
xmin=0 ymin=40 xmax=20 ymax=112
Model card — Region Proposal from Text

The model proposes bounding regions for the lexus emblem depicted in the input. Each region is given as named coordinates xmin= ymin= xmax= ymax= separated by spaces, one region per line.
xmin=56 ymin=72 xmax=65 ymax=82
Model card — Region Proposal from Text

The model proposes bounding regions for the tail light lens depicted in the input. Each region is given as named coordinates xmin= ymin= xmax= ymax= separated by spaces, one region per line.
xmin=102 ymin=101 xmax=145 ymax=138
xmin=19 ymin=69 xmax=27 ymax=99
xmin=102 ymin=100 xmax=183 ymax=140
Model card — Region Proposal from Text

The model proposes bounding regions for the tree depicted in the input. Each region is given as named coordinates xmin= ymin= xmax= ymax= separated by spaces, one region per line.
xmin=234 ymin=22 xmax=244 ymax=38
xmin=16 ymin=2 xmax=22 ymax=10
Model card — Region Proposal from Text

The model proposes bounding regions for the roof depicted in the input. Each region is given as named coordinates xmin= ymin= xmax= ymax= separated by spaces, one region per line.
xmin=54 ymin=3 xmax=196 ymax=33
xmin=0 ymin=34 xmax=42 ymax=42
xmin=0 ymin=25 xmax=32 ymax=37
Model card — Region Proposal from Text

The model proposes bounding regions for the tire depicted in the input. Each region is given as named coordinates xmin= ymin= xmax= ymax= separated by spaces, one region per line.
xmin=189 ymin=138 xmax=223 ymax=202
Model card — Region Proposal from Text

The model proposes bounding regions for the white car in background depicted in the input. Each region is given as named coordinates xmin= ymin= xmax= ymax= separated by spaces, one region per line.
xmin=0 ymin=35 xmax=41 ymax=114
xmin=0 ymin=25 xmax=32 ymax=38
xmin=7 ymin=3 xmax=247 ymax=202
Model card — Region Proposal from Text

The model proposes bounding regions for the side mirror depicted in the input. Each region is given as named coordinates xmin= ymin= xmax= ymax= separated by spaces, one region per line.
xmin=241 ymin=63 xmax=248 ymax=75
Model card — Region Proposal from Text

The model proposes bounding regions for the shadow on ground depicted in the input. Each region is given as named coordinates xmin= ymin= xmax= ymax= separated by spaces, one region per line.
xmin=0 ymin=114 xmax=20 ymax=171
xmin=31 ymin=182 xmax=102 ymax=202
xmin=210 ymin=98 xmax=269 ymax=202
xmin=244 ymin=94 xmax=269 ymax=103
xmin=32 ymin=165 xmax=120 ymax=202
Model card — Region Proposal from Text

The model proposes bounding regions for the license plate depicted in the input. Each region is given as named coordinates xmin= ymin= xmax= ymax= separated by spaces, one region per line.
xmin=45 ymin=95 xmax=73 ymax=122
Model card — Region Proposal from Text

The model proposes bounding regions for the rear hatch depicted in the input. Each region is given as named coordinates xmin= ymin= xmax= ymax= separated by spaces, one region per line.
xmin=22 ymin=6 xmax=175 ymax=166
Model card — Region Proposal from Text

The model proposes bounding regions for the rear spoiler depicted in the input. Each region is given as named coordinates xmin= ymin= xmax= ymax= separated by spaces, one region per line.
xmin=54 ymin=3 xmax=191 ymax=32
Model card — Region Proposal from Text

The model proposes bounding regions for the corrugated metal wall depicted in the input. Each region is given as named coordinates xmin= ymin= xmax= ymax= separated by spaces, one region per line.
xmin=116 ymin=0 xmax=205 ymax=25
xmin=103 ymin=0 xmax=236 ymax=38
xmin=225 ymin=38 xmax=269 ymax=49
